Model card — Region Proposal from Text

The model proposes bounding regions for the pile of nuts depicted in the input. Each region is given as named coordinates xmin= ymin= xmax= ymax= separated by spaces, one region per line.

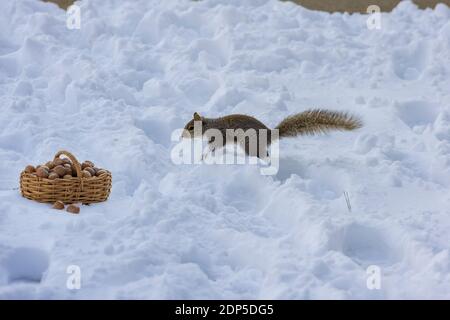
xmin=24 ymin=158 xmax=107 ymax=180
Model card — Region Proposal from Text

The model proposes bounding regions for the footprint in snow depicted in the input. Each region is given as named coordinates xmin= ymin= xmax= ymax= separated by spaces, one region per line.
xmin=328 ymin=223 xmax=399 ymax=266
xmin=1 ymin=247 xmax=49 ymax=284
xmin=391 ymin=42 xmax=429 ymax=81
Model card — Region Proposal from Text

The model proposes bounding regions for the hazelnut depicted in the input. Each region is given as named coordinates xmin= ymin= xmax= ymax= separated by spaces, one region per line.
xmin=24 ymin=165 xmax=36 ymax=174
xmin=52 ymin=201 xmax=65 ymax=210
xmin=66 ymin=204 xmax=80 ymax=214
xmin=84 ymin=167 xmax=95 ymax=176
xmin=45 ymin=161 xmax=55 ymax=170
xmin=63 ymin=164 xmax=73 ymax=175
xmin=40 ymin=165 xmax=50 ymax=172
xmin=53 ymin=165 xmax=67 ymax=177
xmin=82 ymin=170 xmax=92 ymax=178
xmin=96 ymin=169 xmax=107 ymax=177
xmin=63 ymin=174 xmax=73 ymax=179
xmin=36 ymin=167 xmax=49 ymax=178
xmin=66 ymin=165 xmax=76 ymax=176
xmin=62 ymin=158 xmax=72 ymax=165
xmin=53 ymin=158 xmax=64 ymax=166
xmin=48 ymin=172 xmax=59 ymax=180
xmin=81 ymin=161 xmax=94 ymax=169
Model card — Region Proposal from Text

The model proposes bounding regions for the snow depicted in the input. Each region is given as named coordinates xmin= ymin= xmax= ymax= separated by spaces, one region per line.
xmin=0 ymin=0 xmax=450 ymax=299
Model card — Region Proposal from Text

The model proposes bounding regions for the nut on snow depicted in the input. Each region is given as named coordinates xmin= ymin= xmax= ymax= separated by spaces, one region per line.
xmin=52 ymin=201 xmax=65 ymax=210
xmin=66 ymin=204 xmax=80 ymax=214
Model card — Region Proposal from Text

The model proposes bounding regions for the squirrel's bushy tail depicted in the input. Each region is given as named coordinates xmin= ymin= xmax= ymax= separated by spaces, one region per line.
xmin=275 ymin=109 xmax=362 ymax=138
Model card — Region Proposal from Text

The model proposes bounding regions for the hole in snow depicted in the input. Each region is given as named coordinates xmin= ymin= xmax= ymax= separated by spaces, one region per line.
xmin=329 ymin=223 xmax=398 ymax=265
xmin=3 ymin=247 xmax=49 ymax=284
xmin=395 ymin=100 xmax=439 ymax=128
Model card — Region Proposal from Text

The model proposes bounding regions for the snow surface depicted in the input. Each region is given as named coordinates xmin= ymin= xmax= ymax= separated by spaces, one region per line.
xmin=0 ymin=0 xmax=450 ymax=299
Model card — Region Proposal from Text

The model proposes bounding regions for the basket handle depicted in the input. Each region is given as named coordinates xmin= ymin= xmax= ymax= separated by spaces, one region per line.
xmin=53 ymin=150 xmax=83 ymax=179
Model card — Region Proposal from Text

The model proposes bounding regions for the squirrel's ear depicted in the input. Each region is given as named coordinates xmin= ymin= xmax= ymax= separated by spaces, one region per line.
xmin=193 ymin=112 xmax=202 ymax=121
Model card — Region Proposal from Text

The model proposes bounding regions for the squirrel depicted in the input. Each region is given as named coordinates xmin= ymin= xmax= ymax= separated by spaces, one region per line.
xmin=182 ymin=109 xmax=362 ymax=159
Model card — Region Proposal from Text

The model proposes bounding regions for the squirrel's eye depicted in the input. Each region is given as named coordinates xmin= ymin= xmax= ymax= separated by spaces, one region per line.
xmin=188 ymin=125 xmax=194 ymax=131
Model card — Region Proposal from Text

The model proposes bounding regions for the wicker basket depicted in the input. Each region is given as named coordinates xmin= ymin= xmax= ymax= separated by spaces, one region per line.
xmin=20 ymin=150 xmax=112 ymax=204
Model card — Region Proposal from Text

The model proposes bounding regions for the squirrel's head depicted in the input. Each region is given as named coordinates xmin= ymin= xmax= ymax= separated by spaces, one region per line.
xmin=182 ymin=112 xmax=206 ymax=139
